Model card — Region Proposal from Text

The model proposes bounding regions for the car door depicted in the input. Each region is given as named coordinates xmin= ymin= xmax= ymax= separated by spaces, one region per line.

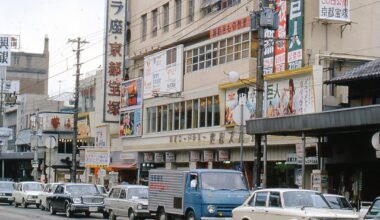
xmin=184 ymin=173 xmax=202 ymax=216
xmin=14 ymin=184 xmax=20 ymax=203
xmin=51 ymin=185 xmax=64 ymax=211
xmin=110 ymin=188 xmax=121 ymax=215
xmin=119 ymin=189 xmax=128 ymax=217
xmin=265 ymin=191 xmax=285 ymax=220
xmin=248 ymin=191 xmax=269 ymax=220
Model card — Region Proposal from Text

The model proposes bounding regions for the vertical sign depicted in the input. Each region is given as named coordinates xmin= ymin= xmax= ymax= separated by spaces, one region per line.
xmin=287 ymin=0 xmax=303 ymax=70
xmin=274 ymin=0 xmax=287 ymax=73
xmin=0 ymin=35 xmax=11 ymax=66
xmin=263 ymin=29 xmax=275 ymax=75
xmin=103 ymin=0 xmax=126 ymax=122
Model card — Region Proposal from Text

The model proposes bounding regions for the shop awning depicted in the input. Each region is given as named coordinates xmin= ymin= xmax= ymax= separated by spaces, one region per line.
xmin=108 ymin=163 xmax=137 ymax=170
xmin=15 ymin=129 xmax=32 ymax=146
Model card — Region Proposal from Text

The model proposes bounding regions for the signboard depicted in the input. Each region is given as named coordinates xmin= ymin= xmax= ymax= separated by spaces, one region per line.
xmin=119 ymin=109 xmax=142 ymax=138
xmin=96 ymin=125 xmax=108 ymax=147
xmin=218 ymin=150 xmax=229 ymax=161
xmin=190 ymin=151 xmax=200 ymax=162
xmin=274 ymin=0 xmax=287 ymax=73
xmin=120 ymin=152 xmax=135 ymax=160
xmin=319 ymin=0 xmax=350 ymax=22
xmin=154 ymin=153 xmax=164 ymax=163
xmin=40 ymin=113 xmax=73 ymax=132
xmin=203 ymin=150 xmax=214 ymax=162
xmin=143 ymin=45 xmax=184 ymax=99
xmin=288 ymin=0 xmax=303 ymax=70
xmin=225 ymin=87 xmax=256 ymax=125
xmin=209 ymin=16 xmax=250 ymax=39
xmin=165 ymin=152 xmax=176 ymax=163
xmin=103 ymin=0 xmax=126 ymax=122
xmin=85 ymin=148 xmax=110 ymax=167
xmin=263 ymin=29 xmax=275 ymax=75
xmin=144 ymin=153 xmax=154 ymax=162
xmin=120 ymin=77 xmax=143 ymax=111
xmin=0 ymin=35 xmax=11 ymax=66
xmin=3 ymin=80 xmax=20 ymax=94
xmin=78 ymin=115 xmax=90 ymax=139
xmin=264 ymin=75 xmax=315 ymax=117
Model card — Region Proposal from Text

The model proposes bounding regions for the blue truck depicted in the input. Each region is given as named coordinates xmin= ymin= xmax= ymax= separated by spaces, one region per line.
xmin=148 ymin=169 xmax=250 ymax=220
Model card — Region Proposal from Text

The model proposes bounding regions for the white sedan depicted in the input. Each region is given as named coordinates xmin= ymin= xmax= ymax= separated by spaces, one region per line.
xmin=232 ymin=188 xmax=359 ymax=220
xmin=37 ymin=183 xmax=59 ymax=211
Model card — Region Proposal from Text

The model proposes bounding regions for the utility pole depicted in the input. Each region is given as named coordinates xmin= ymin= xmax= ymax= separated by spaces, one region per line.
xmin=68 ymin=37 xmax=88 ymax=183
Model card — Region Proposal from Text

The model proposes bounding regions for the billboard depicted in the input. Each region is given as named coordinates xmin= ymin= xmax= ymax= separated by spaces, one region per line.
xmin=288 ymin=0 xmax=304 ymax=70
xmin=263 ymin=29 xmax=275 ymax=75
xmin=120 ymin=77 xmax=143 ymax=110
xmin=40 ymin=113 xmax=73 ymax=132
xmin=143 ymin=45 xmax=184 ymax=99
xmin=225 ymin=87 xmax=256 ymax=125
xmin=274 ymin=0 xmax=287 ymax=73
xmin=85 ymin=148 xmax=110 ymax=167
xmin=77 ymin=115 xmax=90 ymax=139
xmin=319 ymin=0 xmax=350 ymax=22
xmin=120 ymin=109 xmax=142 ymax=138
xmin=264 ymin=75 xmax=315 ymax=117
xmin=0 ymin=35 xmax=11 ymax=66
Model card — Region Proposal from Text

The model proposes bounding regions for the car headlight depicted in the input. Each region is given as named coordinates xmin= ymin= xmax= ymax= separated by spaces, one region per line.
xmin=137 ymin=204 xmax=143 ymax=210
xmin=73 ymin=197 xmax=82 ymax=204
xmin=27 ymin=195 xmax=32 ymax=199
xmin=207 ymin=205 xmax=216 ymax=214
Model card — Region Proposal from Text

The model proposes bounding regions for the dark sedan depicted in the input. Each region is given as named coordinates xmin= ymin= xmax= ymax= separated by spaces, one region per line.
xmin=47 ymin=183 xmax=108 ymax=218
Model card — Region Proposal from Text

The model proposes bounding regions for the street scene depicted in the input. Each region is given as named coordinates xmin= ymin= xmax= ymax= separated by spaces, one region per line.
xmin=1 ymin=0 xmax=380 ymax=219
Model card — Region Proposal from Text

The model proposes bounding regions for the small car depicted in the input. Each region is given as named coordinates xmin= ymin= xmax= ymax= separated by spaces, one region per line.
xmin=232 ymin=188 xmax=359 ymax=220
xmin=0 ymin=181 xmax=15 ymax=205
xmin=362 ymin=197 xmax=380 ymax=219
xmin=105 ymin=185 xmax=151 ymax=220
xmin=13 ymin=181 xmax=44 ymax=208
xmin=47 ymin=183 xmax=107 ymax=218
xmin=38 ymin=183 xmax=59 ymax=211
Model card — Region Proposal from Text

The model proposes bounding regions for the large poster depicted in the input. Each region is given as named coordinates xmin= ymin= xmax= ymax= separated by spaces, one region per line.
xmin=263 ymin=29 xmax=275 ymax=75
xmin=120 ymin=77 xmax=143 ymax=110
xmin=288 ymin=0 xmax=303 ymax=70
xmin=274 ymin=0 xmax=287 ymax=73
xmin=264 ymin=75 xmax=315 ymax=117
xmin=319 ymin=0 xmax=350 ymax=22
xmin=120 ymin=109 xmax=142 ymax=138
xmin=143 ymin=45 xmax=184 ymax=99
xmin=225 ymin=87 xmax=256 ymax=125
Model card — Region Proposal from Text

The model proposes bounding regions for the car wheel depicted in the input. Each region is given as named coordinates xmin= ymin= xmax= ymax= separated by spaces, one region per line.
xmin=41 ymin=204 xmax=45 ymax=211
xmin=129 ymin=210 xmax=136 ymax=220
xmin=8 ymin=201 xmax=13 ymax=205
xmin=85 ymin=211 xmax=91 ymax=217
xmin=65 ymin=204 xmax=73 ymax=218
xmin=50 ymin=205 xmax=56 ymax=215
xmin=109 ymin=210 xmax=116 ymax=220
xmin=103 ymin=211 xmax=110 ymax=219
xmin=36 ymin=204 xmax=40 ymax=209
xmin=22 ymin=198 xmax=28 ymax=208
xmin=14 ymin=199 xmax=18 ymax=207
xmin=186 ymin=210 xmax=195 ymax=220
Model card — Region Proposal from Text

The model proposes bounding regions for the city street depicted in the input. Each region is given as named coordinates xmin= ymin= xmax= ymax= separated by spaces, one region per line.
xmin=0 ymin=203 xmax=128 ymax=220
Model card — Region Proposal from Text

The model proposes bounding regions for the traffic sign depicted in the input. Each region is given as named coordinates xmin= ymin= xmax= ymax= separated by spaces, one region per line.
xmin=45 ymin=136 xmax=56 ymax=149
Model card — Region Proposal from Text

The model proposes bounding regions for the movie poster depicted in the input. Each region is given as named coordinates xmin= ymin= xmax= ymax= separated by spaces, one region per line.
xmin=225 ymin=87 xmax=256 ymax=125
xmin=120 ymin=77 xmax=143 ymax=110
xmin=119 ymin=109 xmax=142 ymax=138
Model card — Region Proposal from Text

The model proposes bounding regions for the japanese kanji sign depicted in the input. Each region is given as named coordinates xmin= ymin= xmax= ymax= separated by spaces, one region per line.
xmin=104 ymin=0 xmax=126 ymax=122
xmin=0 ymin=35 xmax=11 ymax=66
xmin=263 ymin=29 xmax=275 ymax=75
xmin=288 ymin=0 xmax=303 ymax=70
xmin=274 ymin=0 xmax=287 ymax=73
xmin=209 ymin=16 xmax=250 ymax=39
xmin=319 ymin=0 xmax=350 ymax=22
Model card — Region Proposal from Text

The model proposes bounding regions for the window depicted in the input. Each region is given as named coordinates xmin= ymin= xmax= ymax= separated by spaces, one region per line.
xmin=213 ymin=96 xmax=220 ymax=126
xmin=269 ymin=192 xmax=282 ymax=207
xmin=58 ymin=139 xmax=73 ymax=154
xmin=193 ymin=99 xmax=199 ymax=128
xmin=152 ymin=9 xmax=158 ymax=37
xmin=120 ymin=189 xmax=126 ymax=199
xmin=254 ymin=192 xmax=268 ymax=207
xmin=186 ymin=33 xmax=250 ymax=73
xmin=180 ymin=101 xmax=185 ymax=129
xmin=157 ymin=106 xmax=162 ymax=132
xmin=174 ymin=102 xmax=180 ymax=130
xmin=202 ymin=0 xmax=241 ymax=16
xmin=188 ymin=0 xmax=195 ymax=22
xmin=162 ymin=105 xmax=168 ymax=131
xmin=200 ymin=98 xmax=206 ymax=127
xmin=207 ymin=97 xmax=212 ymax=127
xmin=110 ymin=188 xmax=121 ymax=198
xmin=175 ymin=0 xmax=182 ymax=28
xmin=167 ymin=48 xmax=177 ymax=65
xmin=186 ymin=100 xmax=192 ymax=129
xmin=147 ymin=107 xmax=157 ymax=133
xmin=163 ymin=3 xmax=169 ymax=32
xmin=141 ymin=14 xmax=147 ymax=41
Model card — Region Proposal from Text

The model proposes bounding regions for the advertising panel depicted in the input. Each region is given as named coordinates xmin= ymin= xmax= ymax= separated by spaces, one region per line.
xmin=154 ymin=153 xmax=164 ymax=163
xmin=95 ymin=125 xmax=108 ymax=147
xmin=203 ymin=150 xmax=214 ymax=162
xmin=119 ymin=109 xmax=142 ymax=138
xmin=319 ymin=0 xmax=350 ymax=22
xmin=40 ymin=113 xmax=73 ymax=132
xmin=264 ymin=75 xmax=315 ymax=117
xmin=288 ymin=0 xmax=303 ymax=70
xmin=144 ymin=153 xmax=154 ymax=162
xmin=190 ymin=151 xmax=200 ymax=162
xmin=263 ymin=29 xmax=275 ymax=75
xmin=225 ymin=87 xmax=256 ymax=125
xmin=103 ymin=0 xmax=126 ymax=122
xmin=85 ymin=148 xmax=110 ymax=167
xmin=78 ymin=115 xmax=90 ymax=139
xmin=218 ymin=150 xmax=230 ymax=161
xmin=165 ymin=152 xmax=176 ymax=162
xmin=3 ymin=80 xmax=20 ymax=94
xmin=209 ymin=16 xmax=250 ymax=39
xmin=143 ymin=45 xmax=184 ymax=99
xmin=0 ymin=35 xmax=11 ymax=66
xmin=274 ymin=0 xmax=287 ymax=73
xmin=120 ymin=77 xmax=143 ymax=111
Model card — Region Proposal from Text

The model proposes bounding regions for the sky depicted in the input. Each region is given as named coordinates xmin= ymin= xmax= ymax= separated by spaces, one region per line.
xmin=0 ymin=0 xmax=106 ymax=96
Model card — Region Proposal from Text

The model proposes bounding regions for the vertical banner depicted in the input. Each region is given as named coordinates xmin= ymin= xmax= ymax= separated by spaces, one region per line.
xmin=103 ymin=0 xmax=126 ymax=122
xmin=263 ymin=29 xmax=275 ymax=75
xmin=274 ymin=0 xmax=287 ymax=73
xmin=288 ymin=0 xmax=303 ymax=70
xmin=0 ymin=35 xmax=11 ymax=67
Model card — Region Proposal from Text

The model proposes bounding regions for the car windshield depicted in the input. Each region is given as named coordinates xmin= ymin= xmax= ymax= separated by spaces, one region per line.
xmin=66 ymin=185 xmax=99 ymax=195
xmin=0 ymin=182 xmax=14 ymax=191
xmin=367 ymin=199 xmax=380 ymax=218
xmin=283 ymin=191 xmax=330 ymax=208
xmin=24 ymin=183 xmax=43 ymax=191
xmin=127 ymin=188 xmax=148 ymax=199
xmin=201 ymin=172 xmax=248 ymax=190
xmin=97 ymin=186 xmax=106 ymax=194
xmin=325 ymin=196 xmax=353 ymax=210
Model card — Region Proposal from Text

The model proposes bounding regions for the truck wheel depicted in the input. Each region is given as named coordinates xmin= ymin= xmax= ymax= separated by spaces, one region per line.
xmin=186 ymin=210 xmax=195 ymax=220
xmin=157 ymin=209 xmax=167 ymax=220
xmin=102 ymin=211 xmax=109 ymax=219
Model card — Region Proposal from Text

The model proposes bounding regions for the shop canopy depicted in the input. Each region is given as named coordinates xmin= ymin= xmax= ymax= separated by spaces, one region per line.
xmin=108 ymin=163 xmax=137 ymax=170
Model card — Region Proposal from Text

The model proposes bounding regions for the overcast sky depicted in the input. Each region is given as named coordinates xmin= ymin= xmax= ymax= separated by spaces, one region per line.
xmin=0 ymin=0 xmax=105 ymax=96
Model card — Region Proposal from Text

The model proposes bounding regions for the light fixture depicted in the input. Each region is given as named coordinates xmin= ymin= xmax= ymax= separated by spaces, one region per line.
xmin=227 ymin=71 xmax=241 ymax=83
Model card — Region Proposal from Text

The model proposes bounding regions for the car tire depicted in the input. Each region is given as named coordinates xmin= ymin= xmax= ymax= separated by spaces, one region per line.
xmin=22 ymin=198 xmax=28 ymax=208
xmin=14 ymin=199 xmax=18 ymax=208
xmin=50 ymin=204 xmax=56 ymax=215
xmin=85 ymin=211 xmax=91 ymax=217
xmin=103 ymin=211 xmax=110 ymax=219
xmin=9 ymin=201 xmax=13 ymax=205
xmin=36 ymin=204 xmax=40 ymax=209
xmin=109 ymin=210 xmax=116 ymax=220
xmin=186 ymin=210 xmax=195 ymax=220
xmin=129 ymin=210 xmax=136 ymax=220
xmin=66 ymin=204 xmax=73 ymax=218
xmin=41 ymin=204 xmax=45 ymax=211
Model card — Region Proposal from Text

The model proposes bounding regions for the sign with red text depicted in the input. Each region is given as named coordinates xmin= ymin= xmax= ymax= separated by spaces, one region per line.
xmin=274 ymin=0 xmax=287 ymax=73
xmin=209 ymin=16 xmax=250 ymax=39
xmin=85 ymin=148 xmax=110 ymax=167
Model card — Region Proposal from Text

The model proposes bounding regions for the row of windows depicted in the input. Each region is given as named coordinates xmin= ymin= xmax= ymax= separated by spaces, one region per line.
xmin=146 ymin=96 xmax=220 ymax=133
xmin=202 ymin=0 xmax=241 ymax=16
xmin=186 ymin=32 xmax=250 ymax=73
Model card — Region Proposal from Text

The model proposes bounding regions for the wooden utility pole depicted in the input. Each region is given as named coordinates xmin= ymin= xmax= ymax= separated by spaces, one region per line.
xmin=68 ymin=37 xmax=88 ymax=183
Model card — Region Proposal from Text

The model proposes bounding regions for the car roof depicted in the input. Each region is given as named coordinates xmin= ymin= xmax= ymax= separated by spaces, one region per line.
xmin=20 ymin=181 xmax=43 ymax=184
xmin=112 ymin=184 xmax=148 ymax=189
xmin=191 ymin=169 xmax=242 ymax=174
xmin=254 ymin=188 xmax=319 ymax=193
xmin=63 ymin=183 xmax=96 ymax=186
xmin=324 ymin=194 xmax=346 ymax=198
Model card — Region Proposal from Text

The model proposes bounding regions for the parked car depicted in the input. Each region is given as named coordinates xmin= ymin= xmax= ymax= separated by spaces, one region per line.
xmin=0 ymin=181 xmax=15 ymax=205
xmin=360 ymin=201 xmax=374 ymax=220
xmin=324 ymin=194 xmax=356 ymax=210
xmin=105 ymin=185 xmax=151 ymax=220
xmin=362 ymin=197 xmax=380 ymax=219
xmin=38 ymin=183 xmax=59 ymax=211
xmin=47 ymin=183 xmax=107 ymax=218
xmin=233 ymin=188 xmax=359 ymax=220
xmin=13 ymin=181 xmax=44 ymax=208
xmin=97 ymin=185 xmax=108 ymax=197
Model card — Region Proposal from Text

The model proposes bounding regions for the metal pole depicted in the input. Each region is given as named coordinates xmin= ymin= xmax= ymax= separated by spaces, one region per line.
xmin=49 ymin=137 xmax=52 ymax=183
xmin=1 ymin=160 xmax=4 ymax=179
xmin=302 ymin=132 xmax=306 ymax=189
xmin=0 ymin=78 xmax=4 ymax=127
xmin=34 ymin=132 xmax=38 ymax=181
xmin=263 ymin=135 xmax=267 ymax=188
xmin=240 ymin=102 xmax=244 ymax=173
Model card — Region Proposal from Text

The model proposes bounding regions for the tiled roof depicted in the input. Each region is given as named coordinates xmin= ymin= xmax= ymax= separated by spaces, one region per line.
xmin=325 ymin=59 xmax=380 ymax=85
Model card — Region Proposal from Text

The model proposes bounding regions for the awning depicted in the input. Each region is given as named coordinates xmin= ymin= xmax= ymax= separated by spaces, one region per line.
xmin=201 ymin=0 xmax=221 ymax=8
xmin=15 ymin=129 xmax=32 ymax=145
xmin=108 ymin=163 xmax=137 ymax=170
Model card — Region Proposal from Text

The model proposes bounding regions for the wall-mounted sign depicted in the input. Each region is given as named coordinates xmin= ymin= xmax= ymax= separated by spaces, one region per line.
xmin=40 ymin=113 xmax=73 ymax=132
xmin=209 ymin=16 xmax=250 ymax=39
xmin=319 ymin=0 xmax=350 ymax=22
xmin=120 ymin=152 xmax=135 ymax=160
xmin=3 ymin=80 xmax=20 ymax=94
xmin=154 ymin=153 xmax=164 ymax=163
xmin=120 ymin=77 xmax=143 ymax=111
xmin=274 ymin=0 xmax=287 ymax=73
xmin=0 ymin=35 xmax=11 ymax=66
xmin=165 ymin=152 xmax=176 ymax=163
xmin=103 ymin=0 xmax=126 ymax=122
xmin=218 ymin=150 xmax=230 ymax=161
xmin=288 ymin=0 xmax=303 ymax=70
xmin=143 ymin=45 xmax=184 ymax=99
xmin=85 ymin=148 xmax=110 ymax=168
xmin=190 ymin=151 xmax=200 ymax=162
xmin=203 ymin=150 xmax=214 ymax=162
xmin=225 ymin=87 xmax=256 ymax=125
xmin=120 ymin=109 xmax=142 ymax=138
xmin=78 ymin=115 xmax=90 ymax=139
xmin=263 ymin=29 xmax=275 ymax=74
xmin=144 ymin=153 xmax=154 ymax=163
xmin=95 ymin=125 xmax=108 ymax=147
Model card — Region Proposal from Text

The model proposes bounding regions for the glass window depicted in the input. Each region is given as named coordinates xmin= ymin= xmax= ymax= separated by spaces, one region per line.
xmin=157 ymin=106 xmax=162 ymax=132
xmin=188 ymin=0 xmax=194 ymax=22
xmin=180 ymin=101 xmax=186 ymax=130
xmin=174 ymin=103 xmax=180 ymax=130
xmin=213 ymin=96 xmax=220 ymax=126
xmin=367 ymin=199 xmax=380 ymax=219
xmin=254 ymin=192 xmax=268 ymax=207
xmin=283 ymin=191 xmax=330 ymax=208
xmin=168 ymin=104 xmax=173 ymax=131
xmin=152 ymin=9 xmax=158 ymax=37
xmin=120 ymin=189 xmax=126 ymax=199
xmin=66 ymin=140 xmax=73 ymax=154
xmin=149 ymin=107 xmax=157 ymax=133
xmin=186 ymin=100 xmax=192 ymax=129
xmin=162 ymin=105 xmax=168 ymax=131
xmin=141 ymin=14 xmax=147 ymax=41
xmin=193 ymin=99 xmax=199 ymax=128
xmin=207 ymin=97 xmax=212 ymax=127
xmin=200 ymin=98 xmax=206 ymax=127
xmin=163 ymin=3 xmax=169 ymax=32
xmin=175 ymin=0 xmax=182 ymax=28
xmin=269 ymin=192 xmax=282 ymax=208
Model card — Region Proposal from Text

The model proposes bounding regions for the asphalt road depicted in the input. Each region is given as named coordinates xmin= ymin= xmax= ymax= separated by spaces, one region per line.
xmin=0 ymin=203 xmax=128 ymax=220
